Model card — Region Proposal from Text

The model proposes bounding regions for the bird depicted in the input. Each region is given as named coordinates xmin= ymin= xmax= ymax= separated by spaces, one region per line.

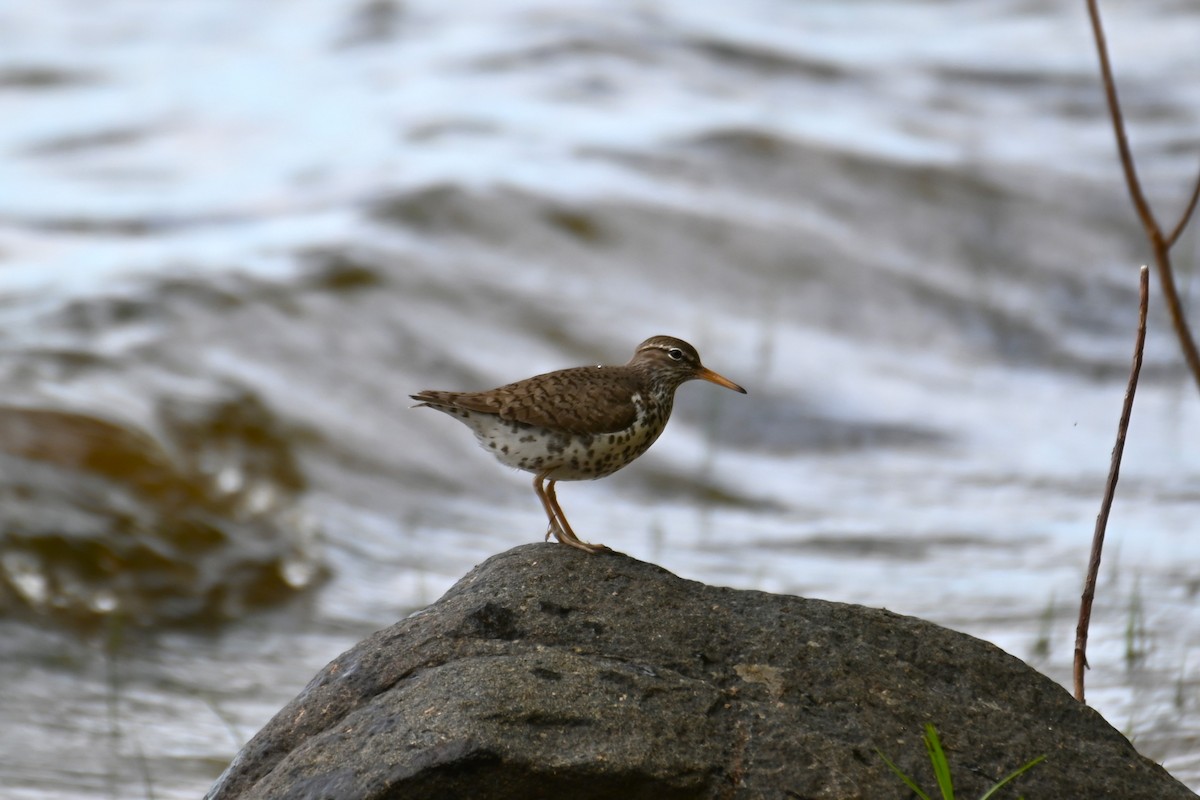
xmin=410 ymin=335 xmax=747 ymax=553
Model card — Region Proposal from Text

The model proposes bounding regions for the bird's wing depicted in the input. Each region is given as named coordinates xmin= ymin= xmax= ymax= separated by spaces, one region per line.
xmin=415 ymin=367 xmax=640 ymax=434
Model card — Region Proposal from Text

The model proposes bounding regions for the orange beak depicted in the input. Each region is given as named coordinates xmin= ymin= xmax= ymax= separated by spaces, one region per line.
xmin=696 ymin=366 xmax=747 ymax=394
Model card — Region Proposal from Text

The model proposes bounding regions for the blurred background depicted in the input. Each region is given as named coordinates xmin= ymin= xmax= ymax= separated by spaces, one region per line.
xmin=1 ymin=1 xmax=1198 ymax=796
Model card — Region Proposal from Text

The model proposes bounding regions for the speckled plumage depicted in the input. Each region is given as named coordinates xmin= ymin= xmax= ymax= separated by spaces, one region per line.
xmin=411 ymin=335 xmax=746 ymax=553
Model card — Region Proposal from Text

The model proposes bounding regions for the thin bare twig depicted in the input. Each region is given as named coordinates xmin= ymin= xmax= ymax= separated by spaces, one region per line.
xmin=1166 ymin=165 xmax=1200 ymax=249
xmin=1074 ymin=265 xmax=1149 ymax=704
xmin=1087 ymin=1 xmax=1155 ymax=234
xmin=1086 ymin=0 xmax=1200 ymax=393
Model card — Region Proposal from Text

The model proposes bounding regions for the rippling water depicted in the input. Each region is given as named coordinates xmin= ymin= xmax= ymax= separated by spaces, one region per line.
xmin=2 ymin=1 xmax=1199 ymax=796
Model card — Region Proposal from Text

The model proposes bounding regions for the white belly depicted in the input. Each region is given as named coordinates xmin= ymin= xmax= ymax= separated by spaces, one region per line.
xmin=465 ymin=416 xmax=664 ymax=481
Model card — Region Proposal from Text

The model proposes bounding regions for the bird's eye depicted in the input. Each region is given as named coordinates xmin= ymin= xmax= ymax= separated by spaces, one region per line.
xmin=667 ymin=348 xmax=684 ymax=361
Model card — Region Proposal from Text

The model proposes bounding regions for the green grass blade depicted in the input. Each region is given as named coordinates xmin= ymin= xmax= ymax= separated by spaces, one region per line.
xmin=922 ymin=723 xmax=955 ymax=800
xmin=876 ymin=748 xmax=934 ymax=800
xmin=977 ymin=754 xmax=1047 ymax=800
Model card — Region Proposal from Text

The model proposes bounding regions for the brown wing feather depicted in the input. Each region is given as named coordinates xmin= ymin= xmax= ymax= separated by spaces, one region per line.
xmin=413 ymin=366 xmax=640 ymax=434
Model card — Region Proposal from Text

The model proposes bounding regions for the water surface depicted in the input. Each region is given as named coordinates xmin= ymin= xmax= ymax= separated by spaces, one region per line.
xmin=1 ymin=1 xmax=1198 ymax=796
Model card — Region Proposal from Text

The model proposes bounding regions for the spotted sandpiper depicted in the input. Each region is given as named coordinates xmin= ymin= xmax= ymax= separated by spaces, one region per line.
xmin=411 ymin=335 xmax=747 ymax=553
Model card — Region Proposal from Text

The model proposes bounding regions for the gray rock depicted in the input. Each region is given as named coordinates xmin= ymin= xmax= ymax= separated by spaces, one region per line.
xmin=207 ymin=544 xmax=1196 ymax=800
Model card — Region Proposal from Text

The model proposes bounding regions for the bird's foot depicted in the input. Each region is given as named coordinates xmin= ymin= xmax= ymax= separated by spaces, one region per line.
xmin=546 ymin=520 xmax=610 ymax=554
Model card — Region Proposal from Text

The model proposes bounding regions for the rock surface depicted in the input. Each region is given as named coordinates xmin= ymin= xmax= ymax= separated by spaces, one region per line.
xmin=207 ymin=544 xmax=1196 ymax=800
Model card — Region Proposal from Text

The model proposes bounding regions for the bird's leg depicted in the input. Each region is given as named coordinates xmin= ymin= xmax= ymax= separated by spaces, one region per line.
xmin=533 ymin=471 xmax=609 ymax=553
xmin=533 ymin=470 xmax=564 ymax=541
xmin=543 ymin=512 xmax=563 ymax=542
xmin=543 ymin=479 xmax=576 ymax=543
xmin=547 ymin=479 xmax=610 ymax=553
